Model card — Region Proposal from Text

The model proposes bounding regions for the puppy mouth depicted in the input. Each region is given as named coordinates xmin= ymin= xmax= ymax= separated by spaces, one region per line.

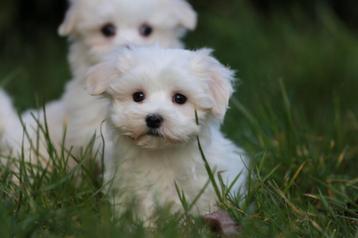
xmin=124 ymin=129 xmax=188 ymax=146
xmin=126 ymin=129 xmax=162 ymax=140
xmin=146 ymin=129 xmax=162 ymax=137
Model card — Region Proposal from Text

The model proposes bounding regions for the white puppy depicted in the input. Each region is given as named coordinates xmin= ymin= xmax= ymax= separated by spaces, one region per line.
xmin=0 ymin=0 xmax=197 ymax=164
xmin=0 ymin=89 xmax=64 ymax=168
xmin=86 ymin=47 xmax=247 ymax=220
xmin=61 ymin=0 xmax=197 ymax=159
xmin=0 ymin=90 xmax=22 ymax=155
xmin=60 ymin=0 xmax=197 ymax=78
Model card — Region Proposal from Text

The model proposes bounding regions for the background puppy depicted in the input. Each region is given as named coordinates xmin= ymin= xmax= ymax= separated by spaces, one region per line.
xmin=60 ymin=0 xmax=197 ymax=78
xmin=0 ymin=89 xmax=64 ymax=167
xmin=86 ymin=47 xmax=247 ymax=221
xmin=0 ymin=90 xmax=22 ymax=155
xmin=0 ymin=0 xmax=197 ymax=164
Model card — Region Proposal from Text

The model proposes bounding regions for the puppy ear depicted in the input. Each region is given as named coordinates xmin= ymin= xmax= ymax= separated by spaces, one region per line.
xmin=86 ymin=62 xmax=118 ymax=96
xmin=172 ymin=0 xmax=197 ymax=30
xmin=193 ymin=49 xmax=235 ymax=121
xmin=86 ymin=48 xmax=136 ymax=95
xmin=58 ymin=1 xmax=78 ymax=36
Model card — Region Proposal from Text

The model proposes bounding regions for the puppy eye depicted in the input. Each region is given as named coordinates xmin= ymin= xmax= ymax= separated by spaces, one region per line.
xmin=173 ymin=93 xmax=187 ymax=105
xmin=101 ymin=23 xmax=116 ymax=38
xmin=133 ymin=91 xmax=145 ymax=103
xmin=139 ymin=23 xmax=153 ymax=37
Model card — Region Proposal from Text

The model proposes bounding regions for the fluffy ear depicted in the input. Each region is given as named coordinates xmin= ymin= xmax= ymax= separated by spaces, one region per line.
xmin=172 ymin=0 xmax=197 ymax=30
xmin=85 ymin=62 xmax=119 ymax=96
xmin=58 ymin=1 xmax=78 ymax=36
xmin=86 ymin=48 xmax=136 ymax=95
xmin=192 ymin=49 xmax=235 ymax=121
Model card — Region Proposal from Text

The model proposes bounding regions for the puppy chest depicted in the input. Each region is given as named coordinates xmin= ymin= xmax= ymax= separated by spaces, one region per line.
xmin=115 ymin=156 xmax=215 ymax=210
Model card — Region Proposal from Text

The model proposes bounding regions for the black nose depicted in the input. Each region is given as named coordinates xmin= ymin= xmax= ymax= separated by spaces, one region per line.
xmin=146 ymin=114 xmax=163 ymax=129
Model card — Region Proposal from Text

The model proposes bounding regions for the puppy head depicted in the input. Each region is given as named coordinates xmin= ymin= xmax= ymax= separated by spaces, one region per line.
xmin=59 ymin=0 xmax=197 ymax=63
xmin=86 ymin=47 xmax=235 ymax=150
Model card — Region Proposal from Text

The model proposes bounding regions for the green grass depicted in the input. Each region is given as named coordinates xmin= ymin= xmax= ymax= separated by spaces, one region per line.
xmin=0 ymin=2 xmax=358 ymax=237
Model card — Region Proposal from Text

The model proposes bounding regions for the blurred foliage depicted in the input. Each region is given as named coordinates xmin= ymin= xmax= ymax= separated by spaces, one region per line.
xmin=0 ymin=0 xmax=15 ymax=32
xmin=0 ymin=0 xmax=357 ymax=35
xmin=0 ymin=0 xmax=65 ymax=33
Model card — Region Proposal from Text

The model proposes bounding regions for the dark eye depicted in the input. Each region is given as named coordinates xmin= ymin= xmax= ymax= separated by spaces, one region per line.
xmin=139 ymin=23 xmax=153 ymax=37
xmin=173 ymin=93 xmax=187 ymax=105
xmin=133 ymin=91 xmax=145 ymax=103
xmin=101 ymin=23 xmax=116 ymax=38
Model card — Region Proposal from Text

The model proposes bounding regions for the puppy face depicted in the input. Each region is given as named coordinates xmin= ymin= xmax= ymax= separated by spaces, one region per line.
xmin=59 ymin=0 xmax=197 ymax=63
xmin=86 ymin=48 xmax=235 ymax=149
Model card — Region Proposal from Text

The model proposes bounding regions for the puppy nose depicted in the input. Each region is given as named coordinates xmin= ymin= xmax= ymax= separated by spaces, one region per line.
xmin=146 ymin=114 xmax=163 ymax=129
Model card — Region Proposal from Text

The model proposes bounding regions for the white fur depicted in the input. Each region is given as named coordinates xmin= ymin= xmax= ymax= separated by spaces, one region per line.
xmin=86 ymin=47 xmax=247 ymax=220
xmin=62 ymin=0 xmax=196 ymax=158
xmin=0 ymin=0 xmax=197 ymax=163
xmin=0 ymin=90 xmax=22 ymax=155
xmin=0 ymin=89 xmax=65 ymax=166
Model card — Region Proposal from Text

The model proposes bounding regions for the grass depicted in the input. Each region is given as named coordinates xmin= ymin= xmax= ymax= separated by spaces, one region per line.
xmin=0 ymin=1 xmax=358 ymax=237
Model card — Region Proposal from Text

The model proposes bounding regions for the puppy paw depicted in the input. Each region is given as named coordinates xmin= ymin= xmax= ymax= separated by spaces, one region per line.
xmin=203 ymin=211 xmax=240 ymax=237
